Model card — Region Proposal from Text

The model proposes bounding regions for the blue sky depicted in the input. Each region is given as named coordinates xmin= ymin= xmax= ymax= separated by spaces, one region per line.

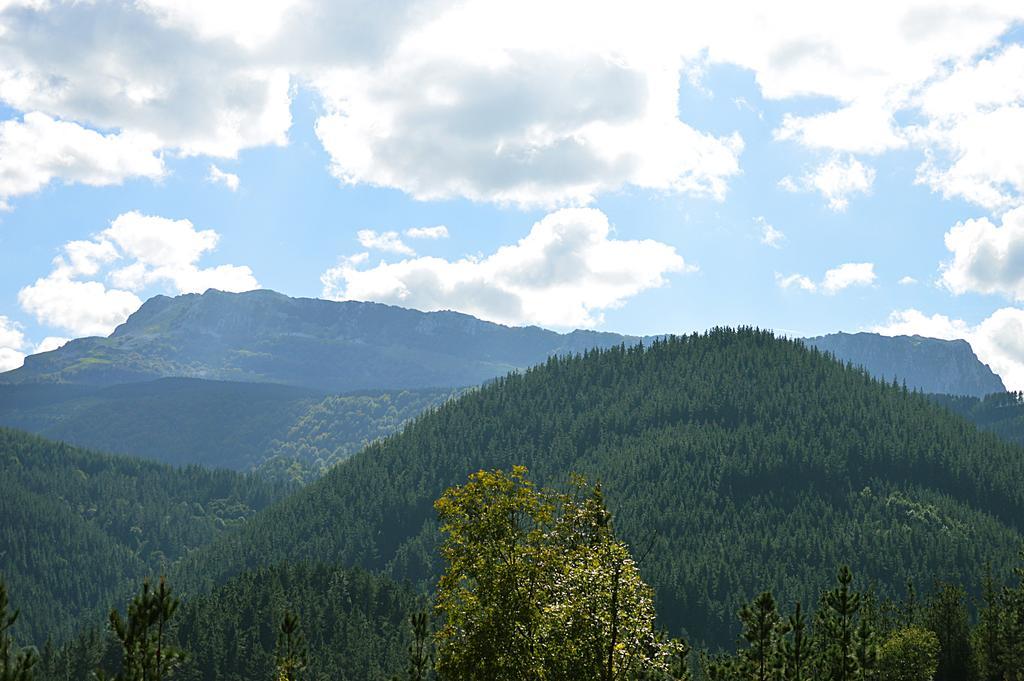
xmin=2 ymin=1 xmax=1024 ymax=387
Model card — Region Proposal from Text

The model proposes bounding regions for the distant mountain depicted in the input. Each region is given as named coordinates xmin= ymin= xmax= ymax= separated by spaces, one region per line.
xmin=0 ymin=289 xmax=638 ymax=391
xmin=173 ymin=330 xmax=1024 ymax=647
xmin=0 ymin=378 xmax=456 ymax=481
xmin=802 ymin=332 xmax=1005 ymax=397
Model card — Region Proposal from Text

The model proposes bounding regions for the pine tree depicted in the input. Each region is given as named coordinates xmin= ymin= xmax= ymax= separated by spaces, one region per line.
xmin=0 ymin=580 xmax=36 ymax=681
xmin=925 ymin=583 xmax=974 ymax=681
xmin=97 ymin=576 xmax=184 ymax=681
xmin=816 ymin=566 xmax=862 ymax=681
xmin=738 ymin=592 xmax=782 ymax=681
xmin=394 ymin=612 xmax=431 ymax=681
xmin=780 ymin=602 xmax=809 ymax=681
xmin=274 ymin=611 xmax=307 ymax=681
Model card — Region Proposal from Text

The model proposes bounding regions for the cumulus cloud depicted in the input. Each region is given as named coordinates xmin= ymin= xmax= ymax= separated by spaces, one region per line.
xmin=0 ymin=315 xmax=27 ymax=371
xmin=780 ymin=156 xmax=876 ymax=211
xmin=874 ymin=308 xmax=1024 ymax=391
xmin=356 ymin=230 xmax=415 ymax=256
xmin=899 ymin=276 xmax=918 ymax=285
xmin=207 ymin=164 xmax=240 ymax=191
xmin=33 ymin=336 xmax=69 ymax=353
xmin=912 ymin=44 xmax=1024 ymax=211
xmin=822 ymin=262 xmax=877 ymax=294
xmin=322 ymin=207 xmax=690 ymax=328
xmin=775 ymin=273 xmax=817 ymax=292
xmin=940 ymin=208 xmax=1024 ymax=300
xmin=19 ymin=212 xmax=257 ymax=336
xmin=756 ymin=216 xmax=784 ymax=248
xmin=0 ymin=112 xmax=165 ymax=207
xmin=2 ymin=1 xmax=1023 ymax=210
xmin=313 ymin=51 xmax=743 ymax=207
xmin=776 ymin=262 xmax=876 ymax=295
xmin=406 ymin=225 xmax=449 ymax=239
xmin=774 ymin=102 xmax=907 ymax=155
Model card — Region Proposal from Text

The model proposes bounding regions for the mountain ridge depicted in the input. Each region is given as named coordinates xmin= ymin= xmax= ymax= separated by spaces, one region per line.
xmin=1 ymin=290 xmax=1007 ymax=399
xmin=2 ymin=289 xmax=640 ymax=391
xmin=804 ymin=331 xmax=1005 ymax=397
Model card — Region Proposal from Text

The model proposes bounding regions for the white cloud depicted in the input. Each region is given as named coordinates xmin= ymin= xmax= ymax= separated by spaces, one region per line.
xmin=0 ymin=112 xmax=165 ymax=207
xmin=207 ymin=164 xmax=240 ymax=191
xmin=899 ymin=276 xmax=918 ymax=285
xmin=18 ymin=211 xmax=257 ymax=336
xmin=313 ymin=51 xmax=743 ymax=207
xmin=137 ymin=0 xmax=304 ymax=49
xmin=322 ymin=207 xmax=691 ymax=328
xmin=774 ymin=102 xmax=907 ymax=155
xmin=34 ymin=336 xmax=68 ymax=353
xmin=822 ymin=262 xmax=876 ymax=294
xmin=912 ymin=44 xmax=1024 ymax=211
xmin=776 ymin=262 xmax=876 ymax=295
xmin=0 ymin=347 xmax=24 ymax=372
xmin=756 ymin=216 xmax=784 ymax=248
xmin=406 ymin=225 xmax=449 ymax=239
xmin=781 ymin=156 xmax=875 ymax=211
xmin=874 ymin=308 xmax=1024 ymax=391
xmin=775 ymin=273 xmax=817 ymax=292
xmin=940 ymin=208 xmax=1024 ymax=300
xmin=0 ymin=315 xmax=27 ymax=371
xmin=0 ymin=2 xmax=294 ymax=162
xmin=18 ymin=278 xmax=142 ymax=338
xmin=356 ymin=229 xmax=415 ymax=256
xmin=2 ymin=1 xmax=1023 ymax=210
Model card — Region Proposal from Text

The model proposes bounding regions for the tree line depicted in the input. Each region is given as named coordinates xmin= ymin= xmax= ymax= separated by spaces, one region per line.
xmin=8 ymin=468 xmax=1024 ymax=680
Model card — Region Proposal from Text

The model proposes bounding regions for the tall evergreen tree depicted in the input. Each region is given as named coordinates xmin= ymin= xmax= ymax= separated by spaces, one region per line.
xmin=97 ymin=577 xmax=183 ymax=681
xmin=779 ymin=602 xmax=810 ymax=681
xmin=738 ymin=592 xmax=783 ymax=681
xmin=925 ymin=583 xmax=974 ymax=681
xmin=274 ymin=611 xmax=307 ymax=681
xmin=0 ymin=580 xmax=36 ymax=681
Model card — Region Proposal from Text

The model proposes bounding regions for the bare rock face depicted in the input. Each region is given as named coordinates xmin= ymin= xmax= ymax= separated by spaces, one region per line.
xmin=803 ymin=332 xmax=1006 ymax=397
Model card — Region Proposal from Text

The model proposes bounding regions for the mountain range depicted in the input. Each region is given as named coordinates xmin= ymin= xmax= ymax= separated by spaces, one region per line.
xmin=4 ymin=294 xmax=1024 ymax=678
xmin=804 ymin=331 xmax=1005 ymax=398
xmin=0 ymin=289 xmax=1007 ymax=398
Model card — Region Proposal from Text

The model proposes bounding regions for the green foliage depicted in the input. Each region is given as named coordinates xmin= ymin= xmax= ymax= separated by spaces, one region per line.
xmin=0 ymin=380 xmax=457 ymax=482
xmin=931 ymin=391 xmax=1024 ymax=447
xmin=1 ymin=580 xmax=36 ymax=681
xmin=173 ymin=330 xmax=1024 ymax=648
xmin=274 ymin=612 xmax=306 ymax=681
xmin=0 ymin=428 xmax=285 ymax=645
xmin=434 ymin=467 xmax=684 ymax=680
xmin=924 ymin=584 xmax=973 ymax=681
xmin=169 ymin=563 xmax=421 ymax=681
xmin=877 ymin=627 xmax=939 ymax=681
xmin=390 ymin=613 xmax=433 ymax=681
xmin=96 ymin=577 xmax=184 ymax=681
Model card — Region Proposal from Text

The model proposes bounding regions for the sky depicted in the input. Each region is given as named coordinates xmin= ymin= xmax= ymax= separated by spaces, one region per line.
xmin=2 ymin=1 xmax=1024 ymax=388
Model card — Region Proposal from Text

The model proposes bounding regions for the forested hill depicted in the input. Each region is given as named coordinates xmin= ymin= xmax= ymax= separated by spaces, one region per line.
xmin=174 ymin=328 xmax=1024 ymax=647
xmin=0 ymin=289 xmax=637 ymax=391
xmin=803 ymin=331 xmax=1005 ymax=397
xmin=0 ymin=428 xmax=287 ymax=644
xmin=0 ymin=379 xmax=457 ymax=482
xmin=931 ymin=391 xmax=1024 ymax=446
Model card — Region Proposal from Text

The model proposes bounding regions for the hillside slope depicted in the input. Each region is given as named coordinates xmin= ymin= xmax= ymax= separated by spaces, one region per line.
xmin=0 ymin=289 xmax=637 ymax=391
xmin=0 ymin=379 xmax=456 ymax=481
xmin=804 ymin=332 xmax=1005 ymax=397
xmin=174 ymin=329 xmax=1024 ymax=646
xmin=0 ymin=428 xmax=287 ymax=644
